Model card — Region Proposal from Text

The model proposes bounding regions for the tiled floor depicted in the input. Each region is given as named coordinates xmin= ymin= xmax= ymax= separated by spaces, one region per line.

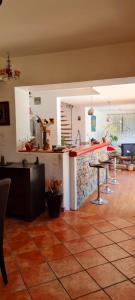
xmin=1 ymin=170 xmax=135 ymax=299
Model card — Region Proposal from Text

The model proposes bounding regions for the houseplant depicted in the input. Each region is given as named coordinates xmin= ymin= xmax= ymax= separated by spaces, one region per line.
xmin=109 ymin=134 xmax=118 ymax=146
xmin=45 ymin=179 xmax=63 ymax=218
xmin=103 ymin=123 xmax=118 ymax=146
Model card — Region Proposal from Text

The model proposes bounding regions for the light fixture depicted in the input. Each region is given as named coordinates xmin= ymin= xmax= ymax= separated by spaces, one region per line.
xmin=88 ymin=95 xmax=94 ymax=115
xmin=0 ymin=54 xmax=21 ymax=81
xmin=88 ymin=107 xmax=94 ymax=116
xmin=106 ymin=101 xmax=112 ymax=123
xmin=106 ymin=116 xmax=112 ymax=123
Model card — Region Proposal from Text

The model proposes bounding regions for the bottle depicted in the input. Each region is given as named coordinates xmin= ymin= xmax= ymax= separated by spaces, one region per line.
xmin=35 ymin=156 xmax=39 ymax=165
xmin=1 ymin=155 xmax=5 ymax=166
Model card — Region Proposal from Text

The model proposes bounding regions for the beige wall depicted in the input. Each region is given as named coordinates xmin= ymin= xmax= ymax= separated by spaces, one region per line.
xmin=0 ymin=41 xmax=135 ymax=160
xmin=12 ymin=41 xmax=135 ymax=86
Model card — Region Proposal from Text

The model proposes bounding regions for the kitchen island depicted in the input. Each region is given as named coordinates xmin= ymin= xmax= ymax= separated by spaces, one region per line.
xmin=17 ymin=142 xmax=108 ymax=212
xmin=69 ymin=142 xmax=109 ymax=209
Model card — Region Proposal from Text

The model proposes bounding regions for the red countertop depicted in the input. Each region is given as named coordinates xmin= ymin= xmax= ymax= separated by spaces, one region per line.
xmin=69 ymin=142 xmax=109 ymax=157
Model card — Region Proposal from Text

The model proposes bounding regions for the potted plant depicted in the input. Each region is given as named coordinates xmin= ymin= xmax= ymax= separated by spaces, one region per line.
xmin=103 ymin=123 xmax=118 ymax=146
xmin=45 ymin=179 xmax=63 ymax=218
xmin=109 ymin=134 xmax=118 ymax=145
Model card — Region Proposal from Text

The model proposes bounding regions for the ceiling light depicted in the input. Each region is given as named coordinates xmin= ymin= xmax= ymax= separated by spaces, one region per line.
xmin=106 ymin=116 xmax=112 ymax=123
xmin=88 ymin=107 xmax=94 ymax=115
xmin=0 ymin=54 xmax=21 ymax=81
xmin=88 ymin=95 xmax=94 ymax=115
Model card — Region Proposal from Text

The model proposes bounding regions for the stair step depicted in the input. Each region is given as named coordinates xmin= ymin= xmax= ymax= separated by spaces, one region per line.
xmin=61 ymin=124 xmax=70 ymax=126
xmin=61 ymin=133 xmax=72 ymax=135
xmin=64 ymin=139 xmax=73 ymax=141
xmin=61 ymin=131 xmax=71 ymax=133
xmin=61 ymin=127 xmax=72 ymax=132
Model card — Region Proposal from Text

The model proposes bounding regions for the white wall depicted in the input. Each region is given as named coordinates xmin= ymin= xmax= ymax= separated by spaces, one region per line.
xmin=15 ymin=88 xmax=30 ymax=149
xmin=85 ymin=108 xmax=107 ymax=142
xmin=15 ymin=89 xmax=62 ymax=149
xmin=72 ymin=105 xmax=86 ymax=144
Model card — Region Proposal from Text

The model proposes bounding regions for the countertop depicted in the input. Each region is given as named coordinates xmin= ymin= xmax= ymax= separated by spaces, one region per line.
xmin=69 ymin=142 xmax=109 ymax=157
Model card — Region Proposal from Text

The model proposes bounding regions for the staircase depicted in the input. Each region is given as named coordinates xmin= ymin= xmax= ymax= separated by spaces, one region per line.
xmin=61 ymin=102 xmax=73 ymax=146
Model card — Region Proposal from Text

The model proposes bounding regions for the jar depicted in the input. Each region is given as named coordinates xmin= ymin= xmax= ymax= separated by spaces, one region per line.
xmin=128 ymin=164 xmax=134 ymax=171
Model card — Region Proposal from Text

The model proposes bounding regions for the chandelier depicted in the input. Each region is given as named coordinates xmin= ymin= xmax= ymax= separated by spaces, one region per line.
xmin=0 ymin=55 xmax=21 ymax=80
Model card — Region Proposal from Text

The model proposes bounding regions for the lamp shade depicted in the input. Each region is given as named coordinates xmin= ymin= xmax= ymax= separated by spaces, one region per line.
xmin=88 ymin=107 xmax=94 ymax=116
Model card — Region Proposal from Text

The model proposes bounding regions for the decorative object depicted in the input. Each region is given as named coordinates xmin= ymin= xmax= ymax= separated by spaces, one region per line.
xmin=0 ymin=101 xmax=10 ymax=125
xmin=22 ymin=159 xmax=28 ymax=166
xmin=25 ymin=141 xmax=33 ymax=151
xmin=0 ymin=54 xmax=20 ymax=81
xmin=45 ymin=179 xmax=63 ymax=218
xmin=102 ymin=137 xmax=107 ymax=143
xmin=128 ymin=164 xmax=134 ymax=171
xmin=34 ymin=97 xmax=41 ymax=105
xmin=91 ymin=137 xmax=100 ymax=145
xmin=0 ymin=155 xmax=5 ymax=166
xmin=36 ymin=116 xmax=54 ymax=150
xmin=91 ymin=115 xmax=96 ymax=132
xmin=34 ymin=156 xmax=39 ymax=165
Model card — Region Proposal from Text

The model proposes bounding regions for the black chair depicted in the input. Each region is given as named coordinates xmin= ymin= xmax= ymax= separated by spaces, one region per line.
xmin=89 ymin=163 xmax=108 ymax=205
xmin=0 ymin=178 xmax=11 ymax=285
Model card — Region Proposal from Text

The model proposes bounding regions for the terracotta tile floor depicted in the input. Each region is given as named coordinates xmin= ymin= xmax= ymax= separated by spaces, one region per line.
xmin=1 ymin=170 xmax=135 ymax=299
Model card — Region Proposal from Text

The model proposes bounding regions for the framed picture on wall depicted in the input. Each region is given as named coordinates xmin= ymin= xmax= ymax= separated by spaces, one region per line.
xmin=0 ymin=101 xmax=10 ymax=125
xmin=91 ymin=115 xmax=96 ymax=132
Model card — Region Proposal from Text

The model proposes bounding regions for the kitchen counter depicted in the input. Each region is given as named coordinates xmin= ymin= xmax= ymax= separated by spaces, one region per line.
xmin=69 ymin=142 xmax=109 ymax=157
xmin=70 ymin=142 xmax=109 ymax=209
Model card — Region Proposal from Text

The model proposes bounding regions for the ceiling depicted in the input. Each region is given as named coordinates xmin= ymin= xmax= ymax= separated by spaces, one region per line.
xmin=0 ymin=0 xmax=135 ymax=57
xmin=61 ymin=83 xmax=135 ymax=111
xmin=20 ymin=80 xmax=135 ymax=110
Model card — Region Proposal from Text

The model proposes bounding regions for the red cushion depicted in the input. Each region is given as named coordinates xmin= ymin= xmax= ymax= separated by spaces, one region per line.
xmin=107 ymin=146 xmax=116 ymax=151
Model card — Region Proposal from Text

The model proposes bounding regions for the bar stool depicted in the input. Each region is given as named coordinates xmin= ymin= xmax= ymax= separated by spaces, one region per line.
xmin=89 ymin=163 xmax=108 ymax=205
xmin=100 ymin=160 xmax=113 ymax=194
xmin=110 ymin=156 xmax=119 ymax=184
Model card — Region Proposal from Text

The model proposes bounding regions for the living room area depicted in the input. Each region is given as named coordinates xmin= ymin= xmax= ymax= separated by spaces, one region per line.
xmin=1 ymin=0 xmax=135 ymax=298
xmin=1 ymin=78 xmax=135 ymax=300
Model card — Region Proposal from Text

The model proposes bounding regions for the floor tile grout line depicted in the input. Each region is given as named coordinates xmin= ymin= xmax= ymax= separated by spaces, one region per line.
xmin=3 ymin=189 xmax=135 ymax=298
xmin=84 ymin=249 xmax=135 ymax=287
xmin=85 ymin=265 xmax=128 ymax=293
xmin=59 ymin=270 xmax=101 ymax=300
